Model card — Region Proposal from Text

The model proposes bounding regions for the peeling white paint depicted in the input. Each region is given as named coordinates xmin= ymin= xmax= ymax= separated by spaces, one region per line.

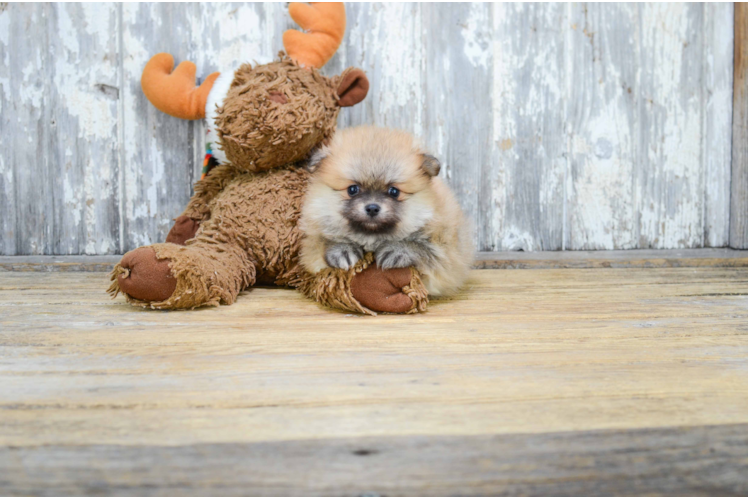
xmin=122 ymin=3 xmax=164 ymax=247
xmin=62 ymin=89 xmax=117 ymax=140
xmin=350 ymin=3 xmax=424 ymax=137
xmin=0 ymin=150 xmax=10 ymax=194
xmin=54 ymin=4 xmax=118 ymax=140
xmin=0 ymin=10 xmax=9 ymax=46
xmin=0 ymin=10 xmax=9 ymax=116
xmin=48 ymin=3 xmax=121 ymax=254
xmin=491 ymin=3 xmax=566 ymax=250
xmin=566 ymin=3 xmax=638 ymax=250
xmin=501 ymin=226 xmax=536 ymax=252
xmin=81 ymin=3 xmax=112 ymax=51
xmin=0 ymin=77 xmax=8 ymax=114
xmin=462 ymin=3 xmax=490 ymax=69
xmin=571 ymin=108 xmax=637 ymax=250
xmin=201 ymin=3 xmax=270 ymax=71
xmin=57 ymin=4 xmax=80 ymax=54
xmin=489 ymin=4 xmax=515 ymax=251
xmin=63 ymin=174 xmax=82 ymax=227
xmin=637 ymin=3 xmax=705 ymax=248
xmin=20 ymin=60 xmax=43 ymax=108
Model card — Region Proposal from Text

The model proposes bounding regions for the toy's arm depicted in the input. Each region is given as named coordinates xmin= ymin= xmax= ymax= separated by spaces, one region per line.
xmin=165 ymin=163 xmax=240 ymax=245
xmin=184 ymin=163 xmax=240 ymax=221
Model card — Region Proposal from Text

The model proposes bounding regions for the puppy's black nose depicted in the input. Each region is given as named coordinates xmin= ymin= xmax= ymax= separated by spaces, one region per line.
xmin=365 ymin=204 xmax=380 ymax=217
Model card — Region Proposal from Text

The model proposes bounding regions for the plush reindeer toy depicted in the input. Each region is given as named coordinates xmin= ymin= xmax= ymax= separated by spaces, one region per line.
xmin=108 ymin=3 xmax=429 ymax=315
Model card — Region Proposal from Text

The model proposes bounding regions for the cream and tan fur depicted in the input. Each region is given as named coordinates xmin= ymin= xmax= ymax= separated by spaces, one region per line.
xmin=300 ymin=126 xmax=474 ymax=297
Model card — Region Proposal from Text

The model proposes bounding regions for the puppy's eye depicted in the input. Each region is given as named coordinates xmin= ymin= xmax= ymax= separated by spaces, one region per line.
xmin=388 ymin=186 xmax=400 ymax=199
xmin=347 ymin=185 xmax=360 ymax=197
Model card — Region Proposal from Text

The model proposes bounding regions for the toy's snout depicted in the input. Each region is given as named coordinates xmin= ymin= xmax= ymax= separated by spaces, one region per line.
xmin=268 ymin=91 xmax=288 ymax=104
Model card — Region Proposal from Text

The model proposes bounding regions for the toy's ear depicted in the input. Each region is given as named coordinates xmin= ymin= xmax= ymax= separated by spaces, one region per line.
xmin=304 ymin=145 xmax=330 ymax=173
xmin=421 ymin=154 xmax=441 ymax=177
xmin=337 ymin=68 xmax=369 ymax=107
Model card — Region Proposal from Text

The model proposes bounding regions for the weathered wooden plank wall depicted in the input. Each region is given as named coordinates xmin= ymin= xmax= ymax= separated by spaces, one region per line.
xmin=732 ymin=3 xmax=748 ymax=249
xmin=0 ymin=3 xmax=736 ymax=255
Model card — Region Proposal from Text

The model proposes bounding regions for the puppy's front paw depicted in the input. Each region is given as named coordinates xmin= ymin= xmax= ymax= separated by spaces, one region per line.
xmin=375 ymin=243 xmax=419 ymax=270
xmin=325 ymin=243 xmax=364 ymax=270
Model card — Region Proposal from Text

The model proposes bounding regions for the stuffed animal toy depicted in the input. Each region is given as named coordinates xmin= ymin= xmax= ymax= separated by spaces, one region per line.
xmin=108 ymin=2 xmax=429 ymax=315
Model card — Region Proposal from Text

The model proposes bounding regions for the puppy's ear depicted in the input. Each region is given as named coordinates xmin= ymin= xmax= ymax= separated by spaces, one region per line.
xmin=304 ymin=145 xmax=329 ymax=173
xmin=421 ymin=154 xmax=441 ymax=177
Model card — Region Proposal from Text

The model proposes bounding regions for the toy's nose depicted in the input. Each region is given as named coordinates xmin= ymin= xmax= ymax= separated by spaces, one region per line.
xmin=365 ymin=204 xmax=380 ymax=217
xmin=268 ymin=91 xmax=287 ymax=104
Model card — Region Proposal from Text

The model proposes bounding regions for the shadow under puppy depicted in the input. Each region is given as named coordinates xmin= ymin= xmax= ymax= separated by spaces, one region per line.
xmin=300 ymin=126 xmax=474 ymax=298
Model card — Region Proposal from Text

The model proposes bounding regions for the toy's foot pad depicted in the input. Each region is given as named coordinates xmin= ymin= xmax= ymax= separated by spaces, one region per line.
xmin=350 ymin=264 xmax=414 ymax=313
xmin=165 ymin=215 xmax=200 ymax=245
xmin=116 ymin=247 xmax=177 ymax=302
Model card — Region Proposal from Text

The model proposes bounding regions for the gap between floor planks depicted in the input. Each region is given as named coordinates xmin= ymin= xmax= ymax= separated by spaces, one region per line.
xmin=1 ymin=248 xmax=748 ymax=272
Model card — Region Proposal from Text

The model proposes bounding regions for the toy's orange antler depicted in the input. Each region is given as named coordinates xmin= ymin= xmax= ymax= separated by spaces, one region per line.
xmin=283 ymin=3 xmax=346 ymax=68
xmin=141 ymin=53 xmax=220 ymax=120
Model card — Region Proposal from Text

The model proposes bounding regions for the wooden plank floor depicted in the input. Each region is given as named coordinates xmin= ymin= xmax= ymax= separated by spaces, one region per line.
xmin=1 ymin=267 xmax=748 ymax=495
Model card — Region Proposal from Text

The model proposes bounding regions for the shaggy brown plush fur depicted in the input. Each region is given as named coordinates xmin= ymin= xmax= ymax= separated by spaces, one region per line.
xmin=108 ymin=55 xmax=429 ymax=314
xmin=217 ymin=57 xmax=341 ymax=173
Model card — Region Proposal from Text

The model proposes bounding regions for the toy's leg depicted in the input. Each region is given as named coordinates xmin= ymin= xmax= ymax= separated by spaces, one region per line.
xmin=109 ymin=240 xmax=254 ymax=309
xmin=297 ymin=253 xmax=429 ymax=315
xmin=112 ymin=246 xmax=177 ymax=303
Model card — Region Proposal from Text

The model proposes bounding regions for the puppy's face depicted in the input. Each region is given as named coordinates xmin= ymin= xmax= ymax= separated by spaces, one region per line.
xmin=303 ymin=127 xmax=440 ymax=242
xmin=340 ymin=179 xmax=404 ymax=234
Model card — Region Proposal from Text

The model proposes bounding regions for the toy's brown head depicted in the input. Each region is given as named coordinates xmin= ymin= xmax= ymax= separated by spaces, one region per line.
xmin=140 ymin=2 xmax=369 ymax=173
xmin=215 ymin=56 xmax=367 ymax=172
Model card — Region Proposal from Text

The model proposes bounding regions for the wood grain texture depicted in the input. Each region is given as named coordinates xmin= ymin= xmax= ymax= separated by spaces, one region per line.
xmin=3 ymin=425 xmax=747 ymax=495
xmin=637 ymin=4 xmax=705 ymax=249
xmin=0 ymin=3 xmax=736 ymax=254
xmin=492 ymin=3 xmax=567 ymax=251
xmin=2 ymin=268 xmax=747 ymax=444
xmin=704 ymin=3 xmax=734 ymax=247
xmin=422 ymin=3 xmax=493 ymax=251
xmin=1 ymin=267 xmax=747 ymax=494
xmin=732 ymin=2 xmax=748 ymax=249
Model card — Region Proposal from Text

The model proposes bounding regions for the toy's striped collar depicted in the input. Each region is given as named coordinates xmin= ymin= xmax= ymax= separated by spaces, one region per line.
xmin=201 ymin=130 xmax=219 ymax=180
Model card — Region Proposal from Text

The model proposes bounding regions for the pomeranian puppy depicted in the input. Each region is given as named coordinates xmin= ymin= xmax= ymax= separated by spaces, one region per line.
xmin=299 ymin=126 xmax=474 ymax=297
